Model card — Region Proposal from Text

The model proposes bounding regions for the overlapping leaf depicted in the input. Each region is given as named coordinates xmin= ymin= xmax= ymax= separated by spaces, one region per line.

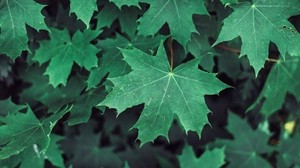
xmin=97 ymin=3 xmax=140 ymax=37
xmin=221 ymin=113 xmax=273 ymax=168
xmin=18 ymin=64 xmax=103 ymax=125
xmin=137 ymin=0 xmax=208 ymax=47
xmin=179 ymin=145 xmax=225 ymax=168
xmin=0 ymin=100 xmax=67 ymax=159
xmin=99 ymin=43 xmax=228 ymax=144
xmin=69 ymin=0 xmax=98 ymax=27
xmin=277 ymin=134 xmax=300 ymax=167
xmin=249 ymin=57 xmax=300 ymax=116
xmin=62 ymin=124 xmax=123 ymax=168
xmin=214 ymin=0 xmax=300 ymax=74
xmin=87 ymin=33 xmax=165 ymax=89
xmin=109 ymin=0 xmax=139 ymax=8
xmin=18 ymin=135 xmax=64 ymax=168
xmin=33 ymin=29 xmax=100 ymax=87
xmin=0 ymin=0 xmax=47 ymax=58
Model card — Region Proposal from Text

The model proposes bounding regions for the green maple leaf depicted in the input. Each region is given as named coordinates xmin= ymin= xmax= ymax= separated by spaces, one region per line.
xmin=0 ymin=98 xmax=25 ymax=116
xmin=188 ymin=15 xmax=217 ymax=58
xmin=179 ymin=145 xmax=225 ymax=168
xmin=0 ymin=101 xmax=68 ymax=159
xmin=277 ymin=134 xmax=300 ymax=168
xmin=99 ymin=43 xmax=228 ymax=144
xmin=19 ymin=64 xmax=85 ymax=111
xmin=96 ymin=2 xmax=120 ymax=29
xmin=137 ymin=0 xmax=208 ymax=47
xmin=97 ymin=3 xmax=140 ymax=37
xmin=222 ymin=113 xmax=273 ymax=168
xmin=18 ymin=64 xmax=102 ymax=125
xmin=33 ymin=29 xmax=100 ymax=87
xmin=0 ymin=0 xmax=47 ymax=58
xmin=87 ymin=33 xmax=165 ymax=90
xmin=19 ymin=135 xmax=64 ymax=168
xmin=109 ymin=0 xmax=140 ymax=8
xmin=248 ymin=57 xmax=300 ymax=116
xmin=62 ymin=124 xmax=123 ymax=168
xmin=69 ymin=0 xmax=98 ymax=27
xmin=0 ymin=154 xmax=21 ymax=168
xmin=214 ymin=0 xmax=300 ymax=75
xmin=68 ymin=87 xmax=106 ymax=125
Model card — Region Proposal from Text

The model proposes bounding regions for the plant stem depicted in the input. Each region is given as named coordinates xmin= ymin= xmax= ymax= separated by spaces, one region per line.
xmin=216 ymin=44 xmax=241 ymax=54
xmin=168 ymin=37 xmax=174 ymax=71
xmin=266 ymin=58 xmax=279 ymax=63
xmin=216 ymin=44 xmax=279 ymax=62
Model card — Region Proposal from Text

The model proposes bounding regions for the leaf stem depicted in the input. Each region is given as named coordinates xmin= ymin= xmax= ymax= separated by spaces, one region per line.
xmin=266 ymin=58 xmax=279 ymax=63
xmin=168 ymin=37 xmax=174 ymax=71
xmin=216 ymin=44 xmax=241 ymax=54
xmin=216 ymin=44 xmax=279 ymax=62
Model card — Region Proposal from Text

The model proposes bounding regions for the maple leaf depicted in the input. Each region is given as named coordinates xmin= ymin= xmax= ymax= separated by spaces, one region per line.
xmin=33 ymin=29 xmax=100 ymax=87
xmin=87 ymin=33 xmax=165 ymax=90
xmin=214 ymin=0 xmax=300 ymax=75
xmin=0 ymin=0 xmax=47 ymax=58
xmin=18 ymin=64 xmax=103 ymax=126
xmin=248 ymin=57 xmax=300 ymax=116
xmin=69 ymin=0 xmax=98 ymax=27
xmin=19 ymin=135 xmax=64 ymax=168
xmin=96 ymin=3 xmax=140 ymax=37
xmin=137 ymin=0 xmax=208 ymax=47
xmin=109 ymin=0 xmax=140 ymax=8
xmin=221 ymin=113 xmax=273 ymax=168
xmin=0 ymin=98 xmax=25 ymax=116
xmin=187 ymin=15 xmax=217 ymax=58
xmin=18 ymin=64 xmax=85 ymax=111
xmin=0 ymin=100 xmax=68 ymax=159
xmin=68 ymin=87 xmax=106 ymax=125
xmin=99 ymin=43 xmax=228 ymax=144
xmin=277 ymin=134 xmax=300 ymax=167
xmin=62 ymin=124 xmax=123 ymax=168
xmin=179 ymin=145 xmax=225 ymax=168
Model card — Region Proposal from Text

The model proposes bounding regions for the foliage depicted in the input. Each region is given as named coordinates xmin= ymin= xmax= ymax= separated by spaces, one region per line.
xmin=0 ymin=0 xmax=300 ymax=167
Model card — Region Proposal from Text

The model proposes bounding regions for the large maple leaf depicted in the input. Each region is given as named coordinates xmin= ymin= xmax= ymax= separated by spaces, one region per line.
xmin=214 ymin=0 xmax=300 ymax=75
xmin=137 ymin=0 xmax=208 ymax=47
xmin=99 ymin=43 xmax=228 ymax=144
xmin=0 ymin=0 xmax=47 ymax=58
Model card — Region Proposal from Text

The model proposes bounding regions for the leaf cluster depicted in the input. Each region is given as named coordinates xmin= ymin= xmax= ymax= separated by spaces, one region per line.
xmin=1 ymin=0 xmax=300 ymax=167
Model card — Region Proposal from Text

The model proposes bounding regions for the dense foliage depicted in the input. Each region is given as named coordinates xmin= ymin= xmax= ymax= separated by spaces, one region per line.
xmin=0 ymin=0 xmax=300 ymax=167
